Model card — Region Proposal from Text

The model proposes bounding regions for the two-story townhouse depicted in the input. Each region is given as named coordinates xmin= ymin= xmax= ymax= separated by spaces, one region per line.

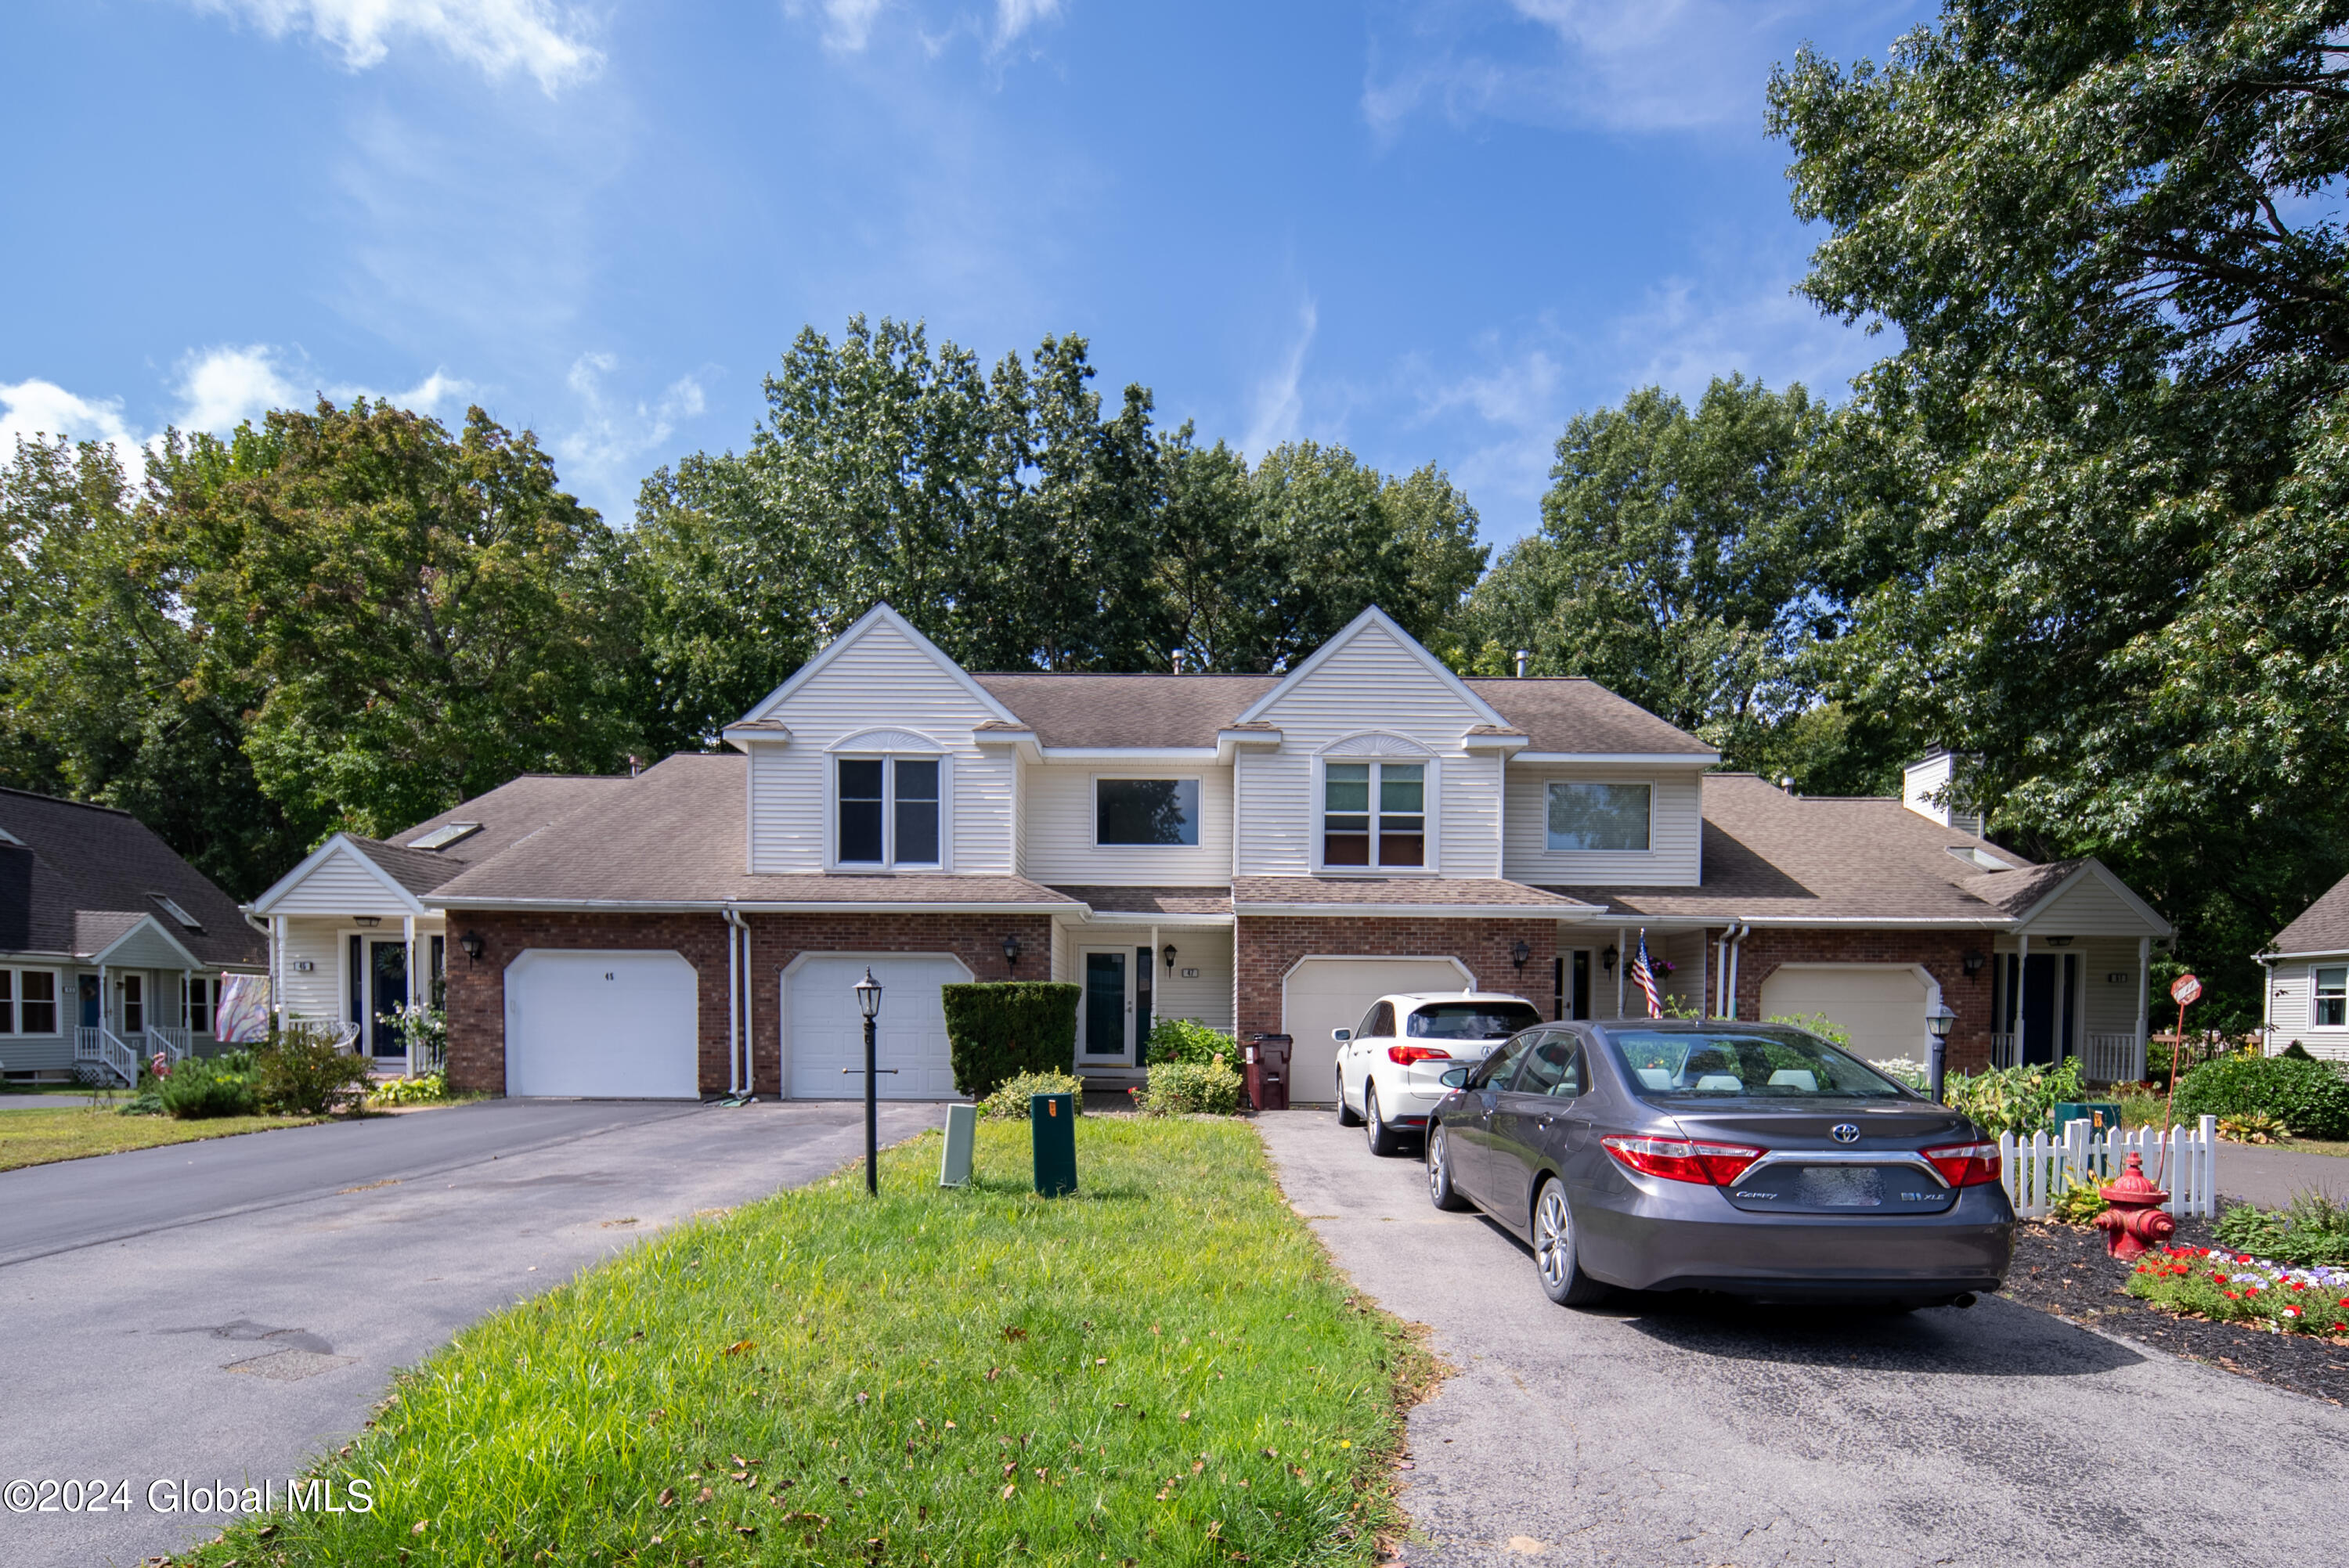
xmin=244 ymin=603 xmax=2177 ymax=1101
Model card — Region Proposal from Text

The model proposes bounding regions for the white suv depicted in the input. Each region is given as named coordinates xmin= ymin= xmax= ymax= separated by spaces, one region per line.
xmin=1333 ymin=992 xmax=1545 ymax=1155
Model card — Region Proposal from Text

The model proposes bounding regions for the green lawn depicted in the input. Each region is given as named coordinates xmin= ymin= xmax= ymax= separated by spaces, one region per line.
xmin=0 ymin=1106 xmax=323 ymax=1172
xmin=177 ymin=1117 xmax=1434 ymax=1568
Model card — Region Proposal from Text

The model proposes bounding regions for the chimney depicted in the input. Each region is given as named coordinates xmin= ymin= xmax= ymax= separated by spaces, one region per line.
xmin=1902 ymin=751 xmax=1983 ymax=834
xmin=1171 ymin=649 xmax=1187 ymax=675
xmin=1514 ymin=649 xmax=1528 ymax=678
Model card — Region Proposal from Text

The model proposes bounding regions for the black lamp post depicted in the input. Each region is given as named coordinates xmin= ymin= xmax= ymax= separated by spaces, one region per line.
xmin=855 ymin=967 xmax=884 ymax=1195
xmin=1926 ymin=1004 xmax=1957 ymax=1104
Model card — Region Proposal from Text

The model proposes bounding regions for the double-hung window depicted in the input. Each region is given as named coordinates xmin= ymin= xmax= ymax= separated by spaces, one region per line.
xmin=0 ymin=969 xmax=56 ymax=1035
xmin=186 ymin=975 xmax=213 ymax=1036
xmin=1323 ymin=762 xmax=1425 ymax=868
xmin=837 ymin=756 xmax=942 ymax=868
xmin=2317 ymin=966 xmax=2347 ymax=1029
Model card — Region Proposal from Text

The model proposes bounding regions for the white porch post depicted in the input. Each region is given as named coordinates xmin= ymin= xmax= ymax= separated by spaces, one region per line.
xmin=2015 ymin=931 xmax=2030 ymax=1062
xmin=2136 ymin=935 xmax=2152 ymax=1080
xmin=270 ymin=917 xmax=284 ymax=1032
xmin=1615 ymin=925 xmax=1627 ymax=1018
xmin=402 ymin=914 xmax=417 ymax=1078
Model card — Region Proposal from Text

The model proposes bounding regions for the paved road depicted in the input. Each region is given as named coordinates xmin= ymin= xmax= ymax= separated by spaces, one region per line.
xmin=2217 ymin=1140 xmax=2348 ymax=1208
xmin=1257 ymin=1112 xmax=2349 ymax=1568
xmin=0 ymin=1098 xmax=937 ymax=1568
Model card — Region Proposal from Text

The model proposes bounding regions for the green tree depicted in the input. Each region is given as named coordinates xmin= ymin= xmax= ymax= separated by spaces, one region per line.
xmin=1456 ymin=377 xmax=1860 ymax=771
xmin=1769 ymin=1 xmax=2349 ymax=1025
xmin=0 ymin=435 xmax=301 ymax=897
xmin=159 ymin=399 xmax=640 ymax=842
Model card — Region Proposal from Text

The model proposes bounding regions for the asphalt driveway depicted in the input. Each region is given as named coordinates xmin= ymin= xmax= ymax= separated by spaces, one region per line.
xmin=1257 ymin=1112 xmax=2349 ymax=1568
xmin=0 ymin=1098 xmax=936 ymax=1568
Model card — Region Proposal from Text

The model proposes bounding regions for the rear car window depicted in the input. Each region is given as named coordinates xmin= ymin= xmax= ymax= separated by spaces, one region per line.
xmin=1605 ymin=1030 xmax=1910 ymax=1098
xmin=1408 ymin=1001 xmax=1543 ymax=1040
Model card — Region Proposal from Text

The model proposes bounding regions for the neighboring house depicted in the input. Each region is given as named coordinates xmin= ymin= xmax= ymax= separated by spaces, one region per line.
xmin=2261 ymin=875 xmax=2349 ymax=1062
xmin=244 ymin=604 xmax=2174 ymax=1103
xmin=0 ymin=787 xmax=266 ymax=1086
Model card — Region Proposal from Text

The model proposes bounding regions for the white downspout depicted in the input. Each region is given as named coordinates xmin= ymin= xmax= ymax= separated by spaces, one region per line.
xmin=1721 ymin=921 xmax=1750 ymax=1021
xmin=722 ymin=907 xmax=750 ymax=1097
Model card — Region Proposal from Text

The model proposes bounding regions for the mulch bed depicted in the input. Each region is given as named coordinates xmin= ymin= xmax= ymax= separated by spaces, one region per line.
xmin=2001 ymin=1217 xmax=2349 ymax=1406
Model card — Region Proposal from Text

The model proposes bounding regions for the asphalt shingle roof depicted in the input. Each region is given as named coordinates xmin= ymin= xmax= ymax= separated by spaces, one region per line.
xmin=1232 ymin=876 xmax=1593 ymax=911
xmin=972 ymin=674 xmax=1278 ymax=748
xmin=2275 ymin=872 xmax=2349 ymax=956
xmin=1464 ymin=679 xmax=1717 ymax=755
xmin=0 ymin=786 xmax=265 ymax=966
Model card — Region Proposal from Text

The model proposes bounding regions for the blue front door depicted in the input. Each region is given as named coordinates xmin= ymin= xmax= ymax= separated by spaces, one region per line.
xmin=370 ymin=940 xmax=410 ymax=1058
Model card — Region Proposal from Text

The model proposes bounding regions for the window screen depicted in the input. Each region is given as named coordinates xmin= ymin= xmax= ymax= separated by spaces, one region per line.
xmin=1546 ymin=781 xmax=1652 ymax=852
xmin=1324 ymin=762 xmax=1426 ymax=867
xmin=839 ymin=759 xmax=885 ymax=863
xmin=894 ymin=759 xmax=940 ymax=865
xmin=2318 ymin=966 xmax=2347 ymax=1029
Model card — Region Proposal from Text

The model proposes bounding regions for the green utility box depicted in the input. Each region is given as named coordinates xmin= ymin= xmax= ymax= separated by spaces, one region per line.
xmin=939 ymin=1102 xmax=976 ymax=1188
xmin=2055 ymin=1101 xmax=2123 ymax=1135
xmin=1030 ymin=1093 xmax=1077 ymax=1197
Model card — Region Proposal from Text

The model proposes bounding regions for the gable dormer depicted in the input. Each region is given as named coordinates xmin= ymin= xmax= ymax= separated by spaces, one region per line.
xmin=726 ymin=605 xmax=1021 ymax=874
xmin=1230 ymin=608 xmax=1510 ymax=878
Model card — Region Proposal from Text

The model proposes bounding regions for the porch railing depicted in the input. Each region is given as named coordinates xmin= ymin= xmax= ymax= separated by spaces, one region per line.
xmin=2082 ymin=1031 xmax=2144 ymax=1085
xmin=145 ymin=1025 xmax=193 ymax=1063
xmin=287 ymin=1015 xmax=363 ymax=1054
xmin=1988 ymin=1032 xmax=2018 ymax=1069
xmin=73 ymin=1026 xmax=139 ymax=1087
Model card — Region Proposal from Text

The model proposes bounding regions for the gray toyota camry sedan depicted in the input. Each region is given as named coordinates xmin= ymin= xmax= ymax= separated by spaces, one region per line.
xmin=1424 ymin=1018 xmax=2013 ymax=1307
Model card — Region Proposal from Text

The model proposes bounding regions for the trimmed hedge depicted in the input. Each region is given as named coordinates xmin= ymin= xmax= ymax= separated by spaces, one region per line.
xmin=941 ymin=982 xmax=1080 ymax=1100
xmin=2174 ymin=1054 xmax=2349 ymax=1141
xmin=1146 ymin=1017 xmax=1234 ymax=1065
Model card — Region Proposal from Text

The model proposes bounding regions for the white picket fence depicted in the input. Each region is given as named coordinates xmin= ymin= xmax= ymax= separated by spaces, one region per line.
xmin=1998 ymin=1114 xmax=2218 ymax=1220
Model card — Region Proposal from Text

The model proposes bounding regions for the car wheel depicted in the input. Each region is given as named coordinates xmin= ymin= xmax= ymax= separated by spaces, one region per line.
xmin=1532 ymin=1177 xmax=1608 ymax=1306
xmin=1335 ymin=1068 xmax=1362 ymax=1126
xmin=1427 ymin=1124 xmax=1470 ymax=1210
xmin=1364 ymin=1083 xmax=1405 ymax=1157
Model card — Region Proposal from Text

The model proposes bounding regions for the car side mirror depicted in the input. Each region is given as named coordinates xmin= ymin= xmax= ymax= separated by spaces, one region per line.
xmin=1440 ymin=1066 xmax=1469 ymax=1089
xmin=1331 ymin=1028 xmax=1351 ymax=1042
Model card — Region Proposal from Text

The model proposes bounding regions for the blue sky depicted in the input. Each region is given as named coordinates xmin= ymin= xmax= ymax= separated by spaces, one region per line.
xmin=2 ymin=0 xmax=1929 ymax=547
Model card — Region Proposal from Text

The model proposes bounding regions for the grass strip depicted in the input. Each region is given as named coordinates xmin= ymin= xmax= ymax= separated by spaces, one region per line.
xmin=0 ymin=1107 xmax=321 ymax=1171
xmin=178 ymin=1116 xmax=1434 ymax=1567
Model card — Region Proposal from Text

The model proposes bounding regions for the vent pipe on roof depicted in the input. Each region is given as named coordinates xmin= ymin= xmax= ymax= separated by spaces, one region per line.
xmin=1171 ymin=649 xmax=1186 ymax=675
xmin=1514 ymin=649 xmax=1528 ymax=678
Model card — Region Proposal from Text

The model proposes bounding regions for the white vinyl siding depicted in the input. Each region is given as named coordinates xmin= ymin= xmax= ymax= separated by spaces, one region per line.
xmin=1236 ymin=620 xmax=1498 ymax=877
xmin=2267 ymin=959 xmax=2349 ymax=1060
xmin=262 ymin=845 xmax=417 ymax=916
xmin=1151 ymin=929 xmax=1236 ymax=1034
xmin=2021 ymin=873 xmax=2163 ymax=938
xmin=744 ymin=616 xmax=1013 ymax=874
xmin=1023 ymin=765 xmax=1234 ymax=885
xmin=1504 ymin=766 xmax=1703 ymax=885
xmin=2082 ymin=938 xmax=2146 ymax=1039
xmin=276 ymin=919 xmax=347 ymax=1022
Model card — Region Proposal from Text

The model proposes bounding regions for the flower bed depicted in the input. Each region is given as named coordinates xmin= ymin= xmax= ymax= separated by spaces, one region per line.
xmin=2126 ymin=1244 xmax=2349 ymax=1338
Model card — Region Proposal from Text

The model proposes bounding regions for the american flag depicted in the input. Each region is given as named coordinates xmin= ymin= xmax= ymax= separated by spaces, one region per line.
xmin=1630 ymin=932 xmax=1663 ymax=1018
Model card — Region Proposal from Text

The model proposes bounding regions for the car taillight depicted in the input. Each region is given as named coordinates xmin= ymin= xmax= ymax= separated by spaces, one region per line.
xmin=1922 ymin=1142 xmax=2002 ymax=1187
xmin=1387 ymin=1045 xmax=1452 ymax=1065
xmin=1600 ymin=1134 xmax=1763 ymax=1187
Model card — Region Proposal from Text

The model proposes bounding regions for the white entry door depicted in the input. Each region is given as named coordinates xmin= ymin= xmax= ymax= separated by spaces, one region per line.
xmin=785 ymin=953 xmax=968 ymax=1099
xmin=504 ymin=950 xmax=700 ymax=1099
xmin=1282 ymin=957 xmax=1474 ymax=1105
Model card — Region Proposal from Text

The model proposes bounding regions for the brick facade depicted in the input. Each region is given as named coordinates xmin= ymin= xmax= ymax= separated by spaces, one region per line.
xmin=1234 ymin=915 xmax=1559 ymax=1042
xmin=1727 ymin=927 xmax=1995 ymax=1074
xmin=442 ymin=909 xmax=1052 ymax=1097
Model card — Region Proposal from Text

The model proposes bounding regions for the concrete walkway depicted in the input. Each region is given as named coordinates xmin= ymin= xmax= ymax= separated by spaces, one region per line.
xmin=1256 ymin=1110 xmax=2349 ymax=1568
xmin=2217 ymin=1139 xmax=2349 ymax=1207
xmin=0 ymin=1097 xmax=938 ymax=1568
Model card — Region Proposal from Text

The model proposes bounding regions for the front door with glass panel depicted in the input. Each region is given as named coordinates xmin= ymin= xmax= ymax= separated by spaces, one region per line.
xmin=352 ymin=937 xmax=411 ymax=1058
xmin=1079 ymin=947 xmax=1155 ymax=1065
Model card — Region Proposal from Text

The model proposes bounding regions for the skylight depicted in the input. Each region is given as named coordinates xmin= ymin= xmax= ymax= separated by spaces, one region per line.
xmin=150 ymin=893 xmax=202 ymax=930
xmin=410 ymin=822 xmax=482 ymax=851
xmin=1947 ymin=845 xmax=2012 ymax=873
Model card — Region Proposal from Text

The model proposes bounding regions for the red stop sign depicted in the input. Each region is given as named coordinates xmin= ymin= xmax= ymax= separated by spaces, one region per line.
xmin=2170 ymin=973 xmax=2202 ymax=1006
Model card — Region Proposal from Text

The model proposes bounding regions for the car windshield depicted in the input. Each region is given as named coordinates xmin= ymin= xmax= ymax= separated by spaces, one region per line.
xmin=1604 ymin=1029 xmax=1910 ymax=1098
xmin=1407 ymin=1002 xmax=1543 ymax=1040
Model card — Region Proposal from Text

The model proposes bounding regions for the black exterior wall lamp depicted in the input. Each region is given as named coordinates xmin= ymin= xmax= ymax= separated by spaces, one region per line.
xmin=1001 ymin=934 xmax=1022 ymax=971
xmin=459 ymin=930 xmax=485 ymax=962
xmin=1962 ymin=950 xmax=1986 ymax=977
xmin=1600 ymin=945 xmax=1618 ymax=975
xmin=1163 ymin=943 xmax=1178 ymax=971
xmin=1511 ymin=939 xmax=1532 ymax=975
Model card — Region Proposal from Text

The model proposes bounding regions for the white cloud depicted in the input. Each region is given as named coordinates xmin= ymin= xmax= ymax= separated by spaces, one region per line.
xmin=171 ymin=344 xmax=303 ymax=434
xmin=1243 ymin=300 xmax=1319 ymax=456
xmin=554 ymin=352 xmax=707 ymax=508
xmin=189 ymin=0 xmax=603 ymax=93
xmin=0 ymin=379 xmax=141 ymax=458
xmin=786 ymin=0 xmax=892 ymax=52
xmin=994 ymin=0 xmax=1063 ymax=46
xmin=1364 ymin=0 xmax=1907 ymax=137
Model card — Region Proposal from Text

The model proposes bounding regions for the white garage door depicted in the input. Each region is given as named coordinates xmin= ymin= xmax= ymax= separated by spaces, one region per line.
xmin=786 ymin=953 xmax=969 ymax=1100
xmin=1758 ymin=965 xmax=1929 ymax=1065
xmin=1283 ymin=957 xmax=1476 ymax=1105
xmin=505 ymin=950 xmax=700 ymax=1099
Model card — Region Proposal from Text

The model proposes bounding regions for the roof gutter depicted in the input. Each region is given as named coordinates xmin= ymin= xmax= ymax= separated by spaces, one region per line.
xmin=424 ymin=897 xmax=1088 ymax=916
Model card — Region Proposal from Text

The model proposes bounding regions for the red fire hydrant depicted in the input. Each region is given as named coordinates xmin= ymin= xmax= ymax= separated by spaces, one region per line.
xmin=2092 ymin=1151 xmax=2176 ymax=1260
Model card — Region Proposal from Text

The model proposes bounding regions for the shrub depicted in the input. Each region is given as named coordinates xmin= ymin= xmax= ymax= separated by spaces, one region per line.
xmin=2280 ymin=1040 xmax=2315 ymax=1061
xmin=372 ymin=1072 xmax=449 ymax=1107
xmin=116 ymin=1090 xmax=164 ymax=1117
xmin=1135 ymin=1056 xmax=1243 ymax=1116
xmin=2046 ymin=1177 xmax=2110 ymax=1226
xmin=1146 ymin=1017 xmax=1234 ymax=1065
xmin=258 ymin=1024 xmax=375 ymax=1116
xmin=1766 ymin=1012 xmax=1854 ymax=1050
xmin=157 ymin=1053 xmax=262 ymax=1119
xmin=1942 ymin=1058 xmax=2085 ymax=1139
xmin=1871 ymin=1057 xmax=1930 ymax=1091
xmin=2214 ymin=1192 xmax=2349 ymax=1269
xmin=940 ymin=982 xmax=1080 ymax=1100
xmin=977 ymin=1069 xmax=1085 ymax=1120
xmin=2174 ymin=1054 xmax=2349 ymax=1141
xmin=2217 ymin=1112 xmax=2291 ymax=1144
